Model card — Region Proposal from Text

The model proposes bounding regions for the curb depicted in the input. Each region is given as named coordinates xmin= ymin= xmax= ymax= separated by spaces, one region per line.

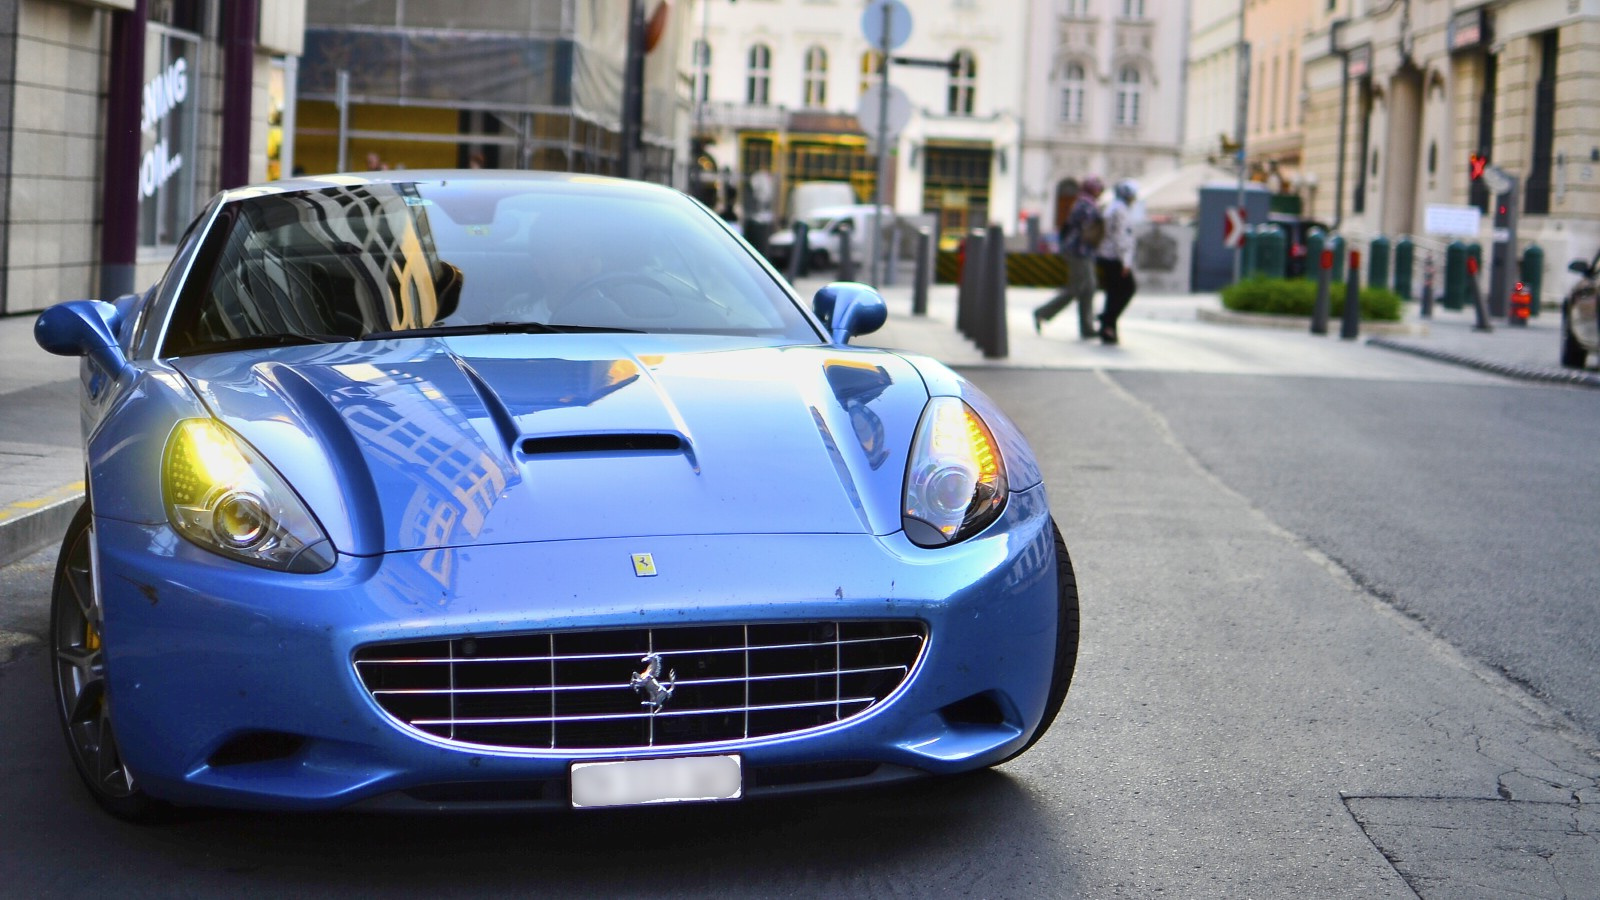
xmin=1197 ymin=307 xmax=1428 ymax=336
xmin=0 ymin=483 xmax=83 ymax=568
xmin=1366 ymin=337 xmax=1600 ymax=389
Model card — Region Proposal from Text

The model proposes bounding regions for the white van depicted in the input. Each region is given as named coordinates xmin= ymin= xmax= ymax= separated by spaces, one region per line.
xmin=787 ymin=181 xmax=856 ymax=225
xmin=767 ymin=204 xmax=893 ymax=269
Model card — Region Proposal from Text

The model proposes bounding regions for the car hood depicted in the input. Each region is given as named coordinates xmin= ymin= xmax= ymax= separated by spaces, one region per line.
xmin=174 ymin=335 xmax=930 ymax=555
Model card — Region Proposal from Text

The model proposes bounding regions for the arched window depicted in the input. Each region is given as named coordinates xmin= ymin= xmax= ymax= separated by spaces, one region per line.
xmin=692 ymin=40 xmax=711 ymax=103
xmin=1115 ymin=66 xmax=1141 ymax=126
xmin=747 ymin=44 xmax=771 ymax=106
xmin=860 ymin=50 xmax=883 ymax=96
xmin=948 ymin=50 xmax=976 ymax=116
xmin=1060 ymin=63 xmax=1086 ymax=123
xmin=803 ymin=46 xmax=828 ymax=108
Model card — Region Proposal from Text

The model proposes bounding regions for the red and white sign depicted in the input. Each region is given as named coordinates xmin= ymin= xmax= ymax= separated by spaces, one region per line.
xmin=1223 ymin=207 xmax=1247 ymax=249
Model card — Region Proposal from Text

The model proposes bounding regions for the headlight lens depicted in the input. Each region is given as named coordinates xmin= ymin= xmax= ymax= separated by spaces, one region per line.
xmin=902 ymin=398 xmax=1008 ymax=546
xmin=162 ymin=418 xmax=334 ymax=572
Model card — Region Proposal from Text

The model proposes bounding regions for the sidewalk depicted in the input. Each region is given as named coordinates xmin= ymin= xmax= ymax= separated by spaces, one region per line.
xmin=1 ymin=279 xmax=1593 ymax=566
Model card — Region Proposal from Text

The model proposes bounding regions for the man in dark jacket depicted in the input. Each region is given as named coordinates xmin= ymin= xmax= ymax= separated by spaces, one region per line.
xmin=1033 ymin=176 xmax=1103 ymax=338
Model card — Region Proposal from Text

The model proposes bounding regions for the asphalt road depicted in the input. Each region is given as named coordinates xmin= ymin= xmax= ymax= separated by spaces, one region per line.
xmin=1 ymin=361 xmax=1597 ymax=897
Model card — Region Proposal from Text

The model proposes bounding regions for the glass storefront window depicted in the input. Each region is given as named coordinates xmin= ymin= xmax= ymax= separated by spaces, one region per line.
xmin=139 ymin=24 xmax=200 ymax=248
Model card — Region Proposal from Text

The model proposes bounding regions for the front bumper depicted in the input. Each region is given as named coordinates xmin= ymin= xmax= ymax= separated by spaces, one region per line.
xmin=95 ymin=486 xmax=1058 ymax=811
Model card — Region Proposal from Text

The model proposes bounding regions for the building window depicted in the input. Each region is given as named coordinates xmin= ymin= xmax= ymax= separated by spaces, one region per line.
xmin=1060 ymin=63 xmax=1086 ymax=123
xmin=1121 ymin=0 xmax=1144 ymax=19
xmin=860 ymin=50 xmax=883 ymax=95
xmin=747 ymin=44 xmax=771 ymax=105
xmin=803 ymin=45 xmax=828 ymax=108
xmin=1115 ymin=66 xmax=1141 ymax=126
xmin=1061 ymin=0 xmax=1090 ymax=16
xmin=948 ymin=50 xmax=976 ymax=116
xmin=692 ymin=40 xmax=711 ymax=103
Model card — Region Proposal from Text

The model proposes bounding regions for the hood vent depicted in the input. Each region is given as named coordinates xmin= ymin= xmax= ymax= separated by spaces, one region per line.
xmin=521 ymin=433 xmax=683 ymax=456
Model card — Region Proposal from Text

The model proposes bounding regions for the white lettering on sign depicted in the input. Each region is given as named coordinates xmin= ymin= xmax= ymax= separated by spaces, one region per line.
xmin=140 ymin=58 xmax=188 ymax=133
xmin=139 ymin=57 xmax=188 ymax=200
xmin=140 ymin=138 xmax=183 ymax=200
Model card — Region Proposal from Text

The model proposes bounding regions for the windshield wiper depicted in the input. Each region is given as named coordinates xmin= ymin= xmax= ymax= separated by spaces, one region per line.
xmin=362 ymin=321 xmax=644 ymax=339
xmin=183 ymin=332 xmax=356 ymax=354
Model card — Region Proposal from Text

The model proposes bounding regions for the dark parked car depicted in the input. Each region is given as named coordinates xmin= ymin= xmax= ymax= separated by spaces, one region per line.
xmin=1560 ymin=248 xmax=1599 ymax=369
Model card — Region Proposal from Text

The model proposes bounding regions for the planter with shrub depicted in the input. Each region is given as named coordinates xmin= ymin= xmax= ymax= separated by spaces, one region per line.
xmin=1221 ymin=276 xmax=1403 ymax=322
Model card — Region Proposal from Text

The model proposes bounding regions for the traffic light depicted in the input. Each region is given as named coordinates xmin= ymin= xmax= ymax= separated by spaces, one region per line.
xmin=1469 ymin=153 xmax=1486 ymax=181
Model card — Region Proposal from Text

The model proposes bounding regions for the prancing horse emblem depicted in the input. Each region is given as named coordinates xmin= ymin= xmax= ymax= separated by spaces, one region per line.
xmin=630 ymin=653 xmax=676 ymax=712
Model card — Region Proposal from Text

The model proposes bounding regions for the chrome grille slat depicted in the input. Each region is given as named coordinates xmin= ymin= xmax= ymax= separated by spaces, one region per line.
xmin=409 ymin=696 xmax=878 ymax=727
xmin=371 ymin=664 xmax=911 ymax=697
xmin=353 ymin=621 xmax=926 ymax=751
xmin=353 ymin=634 xmax=923 ymax=668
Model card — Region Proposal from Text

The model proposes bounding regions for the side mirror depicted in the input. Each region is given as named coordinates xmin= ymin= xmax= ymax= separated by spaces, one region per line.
xmin=35 ymin=299 xmax=130 ymax=377
xmin=812 ymin=282 xmax=887 ymax=345
xmin=1570 ymin=259 xmax=1593 ymax=276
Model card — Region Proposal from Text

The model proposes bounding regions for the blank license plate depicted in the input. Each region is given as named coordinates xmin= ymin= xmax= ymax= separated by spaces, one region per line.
xmin=570 ymin=754 xmax=742 ymax=809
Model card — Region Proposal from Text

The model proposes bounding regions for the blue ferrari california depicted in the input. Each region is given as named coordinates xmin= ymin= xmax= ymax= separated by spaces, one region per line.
xmin=35 ymin=171 xmax=1078 ymax=819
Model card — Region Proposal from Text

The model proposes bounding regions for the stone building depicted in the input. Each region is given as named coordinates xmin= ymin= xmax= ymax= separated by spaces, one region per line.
xmin=1300 ymin=0 xmax=1599 ymax=277
xmin=692 ymin=0 xmax=1028 ymax=246
xmin=0 ymin=0 xmax=304 ymax=315
xmin=1020 ymin=0 xmax=1187 ymax=233
xmin=291 ymin=1 xmax=692 ymax=185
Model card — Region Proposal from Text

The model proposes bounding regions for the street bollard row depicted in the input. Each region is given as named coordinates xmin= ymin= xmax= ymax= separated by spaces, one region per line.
xmin=954 ymin=225 xmax=1009 ymax=359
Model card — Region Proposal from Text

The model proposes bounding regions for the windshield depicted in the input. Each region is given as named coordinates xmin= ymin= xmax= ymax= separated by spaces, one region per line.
xmin=161 ymin=179 xmax=815 ymax=356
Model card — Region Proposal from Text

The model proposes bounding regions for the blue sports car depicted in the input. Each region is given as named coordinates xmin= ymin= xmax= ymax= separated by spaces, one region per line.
xmin=35 ymin=171 xmax=1078 ymax=819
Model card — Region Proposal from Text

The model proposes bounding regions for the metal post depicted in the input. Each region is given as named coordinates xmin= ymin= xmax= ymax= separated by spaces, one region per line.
xmin=982 ymin=223 xmax=1009 ymax=359
xmin=884 ymin=224 xmax=902 ymax=286
xmin=1420 ymin=251 xmax=1435 ymax=318
xmin=838 ymin=222 xmax=856 ymax=282
xmin=1340 ymin=249 xmax=1362 ymax=340
xmin=620 ymin=0 xmax=646 ymax=180
xmin=280 ymin=56 xmax=298 ymax=179
xmin=336 ymin=70 xmax=350 ymax=173
xmin=1233 ymin=39 xmax=1251 ymax=284
xmin=871 ymin=4 xmax=892 ymax=288
xmin=1311 ymin=248 xmax=1333 ymax=335
xmin=787 ymin=221 xmax=810 ymax=282
xmin=957 ymin=228 xmax=986 ymax=338
xmin=912 ymin=226 xmax=932 ymax=316
xmin=1331 ymin=19 xmax=1351 ymax=230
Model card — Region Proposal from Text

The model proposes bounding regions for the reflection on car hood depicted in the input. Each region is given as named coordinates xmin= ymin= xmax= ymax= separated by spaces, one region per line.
xmin=174 ymin=335 xmax=930 ymax=555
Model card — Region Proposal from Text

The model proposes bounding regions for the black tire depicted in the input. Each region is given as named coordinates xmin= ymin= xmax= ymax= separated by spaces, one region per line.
xmin=50 ymin=503 xmax=164 ymax=822
xmin=1560 ymin=311 xmax=1588 ymax=369
xmin=995 ymin=518 xmax=1081 ymax=764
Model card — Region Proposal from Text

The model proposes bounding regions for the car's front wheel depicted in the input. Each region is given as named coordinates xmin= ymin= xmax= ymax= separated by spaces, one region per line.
xmin=51 ymin=503 xmax=161 ymax=821
xmin=1560 ymin=310 xmax=1589 ymax=369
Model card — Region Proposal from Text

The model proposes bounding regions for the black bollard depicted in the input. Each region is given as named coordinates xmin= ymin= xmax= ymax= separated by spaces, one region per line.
xmin=982 ymin=224 xmax=1009 ymax=359
xmin=912 ymin=227 xmax=932 ymax=316
xmin=837 ymin=221 xmax=856 ymax=282
xmin=1340 ymin=248 xmax=1362 ymax=340
xmin=787 ymin=221 xmax=810 ymax=281
xmin=1311 ymin=247 xmax=1333 ymax=335
xmin=1469 ymin=257 xmax=1493 ymax=332
xmin=957 ymin=228 xmax=987 ymax=339
xmin=1420 ymin=251 xmax=1435 ymax=319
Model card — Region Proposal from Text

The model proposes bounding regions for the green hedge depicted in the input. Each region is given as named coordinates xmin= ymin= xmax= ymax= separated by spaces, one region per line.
xmin=1221 ymin=276 xmax=1403 ymax=322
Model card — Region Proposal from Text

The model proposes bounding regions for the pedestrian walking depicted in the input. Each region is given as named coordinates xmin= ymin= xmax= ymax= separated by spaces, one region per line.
xmin=1033 ymin=176 xmax=1104 ymax=338
xmin=1093 ymin=180 xmax=1139 ymax=345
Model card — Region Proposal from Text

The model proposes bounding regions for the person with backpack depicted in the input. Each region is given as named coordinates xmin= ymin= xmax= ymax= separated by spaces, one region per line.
xmin=1033 ymin=175 xmax=1105 ymax=338
xmin=1093 ymin=179 xmax=1139 ymax=345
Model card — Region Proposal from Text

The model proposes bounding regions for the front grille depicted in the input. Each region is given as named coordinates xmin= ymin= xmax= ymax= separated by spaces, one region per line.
xmin=354 ymin=621 xmax=927 ymax=751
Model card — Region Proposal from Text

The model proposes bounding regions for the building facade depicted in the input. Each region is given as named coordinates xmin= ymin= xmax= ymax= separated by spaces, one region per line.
xmin=693 ymin=0 xmax=1028 ymax=246
xmin=0 ymin=0 xmax=303 ymax=314
xmin=1183 ymin=0 xmax=1242 ymax=167
xmin=1300 ymin=0 xmax=1599 ymax=280
xmin=293 ymin=1 xmax=692 ymax=185
xmin=1020 ymin=0 xmax=1188 ymax=234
